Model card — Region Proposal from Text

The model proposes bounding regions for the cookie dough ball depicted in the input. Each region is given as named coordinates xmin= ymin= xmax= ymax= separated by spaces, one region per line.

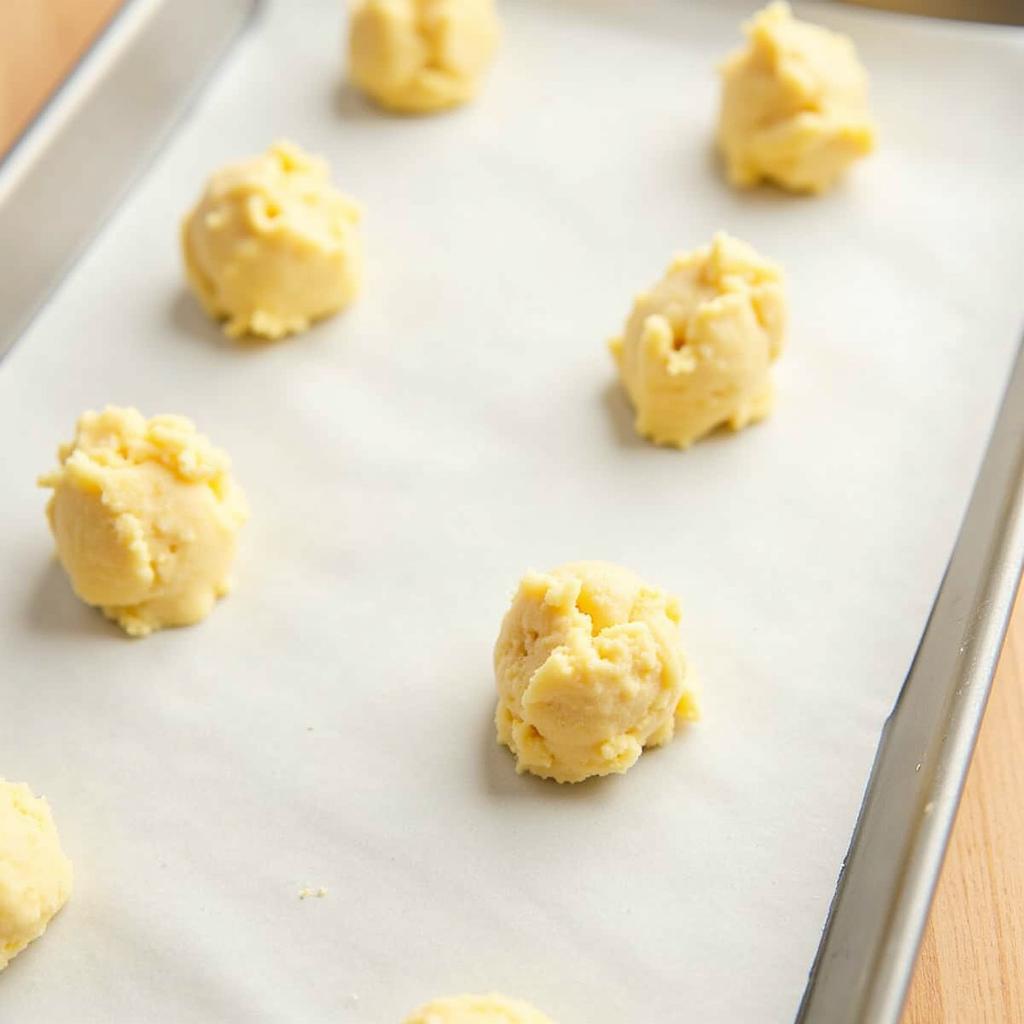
xmin=0 ymin=781 xmax=73 ymax=971
xmin=181 ymin=141 xmax=362 ymax=339
xmin=494 ymin=561 xmax=697 ymax=784
xmin=718 ymin=2 xmax=877 ymax=194
xmin=39 ymin=406 xmax=248 ymax=637
xmin=609 ymin=232 xmax=785 ymax=449
xmin=349 ymin=0 xmax=500 ymax=114
xmin=404 ymin=993 xmax=555 ymax=1024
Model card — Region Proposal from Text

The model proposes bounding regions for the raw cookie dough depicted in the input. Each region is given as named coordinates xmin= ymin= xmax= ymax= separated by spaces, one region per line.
xmin=349 ymin=0 xmax=500 ymax=114
xmin=0 ymin=780 xmax=73 ymax=971
xmin=494 ymin=561 xmax=697 ymax=784
xmin=609 ymin=232 xmax=786 ymax=449
xmin=181 ymin=140 xmax=362 ymax=339
xmin=404 ymin=993 xmax=555 ymax=1024
xmin=39 ymin=406 xmax=248 ymax=637
xmin=718 ymin=1 xmax=877 ymax=193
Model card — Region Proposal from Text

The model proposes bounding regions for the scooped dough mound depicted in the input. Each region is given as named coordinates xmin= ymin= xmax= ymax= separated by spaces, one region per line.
xmin=349 ymin=0 xmax=500 ymax=114
xmin=181 ymin=140 xmax=362 ymax=339
xmin=39 ymin=406 xmax=248 ymax=637
xmin=494 ymin=561 xmax=697 ymax=784
xmin=404 ymin=993 xmax=556 ymax=1024
xmin=0 ymin=780 xmax=73 ymax=971
xmin=718 ymin=1 xmax=877 ymax=193
xmin=609 ymin=232 xmax=786 ymax=449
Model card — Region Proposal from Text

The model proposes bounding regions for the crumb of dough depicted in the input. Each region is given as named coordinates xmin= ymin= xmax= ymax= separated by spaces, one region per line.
xmin=609 ymin=232 xmax=786 ymax=449
xmin=0 ymin=780 xmax=73 ymax=971
xmin=181 ymin=140 xmax=362 ymax=339
xmin=298 ymin=887 xmax=328 ymax=900
xmin=718 ymin=2 xmax=877 ymax=193
xmin=404 ymin=993 xmax=556 ymax=1023
xmin=494 ymin=561 xmax=697 ymax=784
xmin=349 ymin=0 xmax=500 ymax=114
xmin=39 ymin=406 xmax=248 ymax=637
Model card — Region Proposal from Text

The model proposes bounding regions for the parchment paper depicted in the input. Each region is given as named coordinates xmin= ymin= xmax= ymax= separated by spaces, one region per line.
xmin=2 ymin=1 xmax=1023 ymax=1021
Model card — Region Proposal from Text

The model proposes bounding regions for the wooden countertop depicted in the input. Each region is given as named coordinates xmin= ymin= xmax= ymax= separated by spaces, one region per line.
xmin=903 ymin=590 xmax=1024 ymax=1023
xmin=2 ymin=3 xmax=1021 ymax=1020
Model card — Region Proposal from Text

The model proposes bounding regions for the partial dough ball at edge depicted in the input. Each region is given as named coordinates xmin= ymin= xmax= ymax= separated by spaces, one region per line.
xmin=0 ymin=780 xmax=73 ymax=971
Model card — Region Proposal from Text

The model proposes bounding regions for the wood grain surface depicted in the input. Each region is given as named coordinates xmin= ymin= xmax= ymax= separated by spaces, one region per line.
xmin=0 ymin=0 xmax=124 ymax=154
xmin=1 ymin=2 xmax=1021 ymax=1021
xmin=903 ymin=589 xmax=1024 ymax=1024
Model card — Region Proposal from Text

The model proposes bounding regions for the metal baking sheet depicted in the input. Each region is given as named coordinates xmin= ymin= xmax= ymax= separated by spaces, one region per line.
xmin=1 ymin=2 xmax=1022 ymax=1022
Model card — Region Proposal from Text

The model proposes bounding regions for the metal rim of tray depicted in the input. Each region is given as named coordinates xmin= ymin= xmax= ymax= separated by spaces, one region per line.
xmin=1 ymin=3 xmax=1022 ymax=1021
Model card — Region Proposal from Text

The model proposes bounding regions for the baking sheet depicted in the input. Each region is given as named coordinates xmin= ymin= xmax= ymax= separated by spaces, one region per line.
xmin=2 ymin=1 xmax=1023 ymax=1021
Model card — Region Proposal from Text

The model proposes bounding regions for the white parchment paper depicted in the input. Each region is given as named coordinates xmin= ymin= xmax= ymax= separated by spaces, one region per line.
xmin=2 ymin=2 xmax=1023 ymax=1021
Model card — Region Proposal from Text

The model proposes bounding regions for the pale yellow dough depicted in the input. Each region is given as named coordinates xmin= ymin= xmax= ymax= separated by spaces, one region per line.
xmin=494 ymin=561 xmax=697 ymax=784
xmin=39 ymin=406 xmax=248 ymax=637
xmin=718 ymin=2 xmax=877 ymax=194
xmin=182 ymin=141 xmax=362 ymax=339
xmin=0 ymin=780 xmax=73 ymax=971
xmin=349 ymin=0 xmax=500 ymax=114
xmin=609 ymin=232 xmax=786 ymax=449
xmin=404 ymin=993 xmax=555 ymax=1024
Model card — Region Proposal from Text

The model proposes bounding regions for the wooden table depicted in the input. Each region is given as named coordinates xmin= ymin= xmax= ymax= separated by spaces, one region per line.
xmin=2 ymin=3 xmax=1021 ymax=1020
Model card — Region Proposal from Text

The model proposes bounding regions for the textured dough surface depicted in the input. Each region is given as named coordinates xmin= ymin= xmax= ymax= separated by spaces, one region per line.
xmin=0 ymin=781 xmax=72 ymax=971
xmin=404 ymin=993 xmax=556 ymax=1024
xmin=718 ymin=1 xmax=876 ymax=193
xmin=39 ymin=406 xmax=248 ymax=637
xmin=181 ymin=141 xmax=362 ymax=339
xmin=349 ymin=0 xmax=500 ymax=114
xmin=610 ymin=232 xmax=786 ymax=449
xmin=494 ymin=561 xmax=697 ymax=784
